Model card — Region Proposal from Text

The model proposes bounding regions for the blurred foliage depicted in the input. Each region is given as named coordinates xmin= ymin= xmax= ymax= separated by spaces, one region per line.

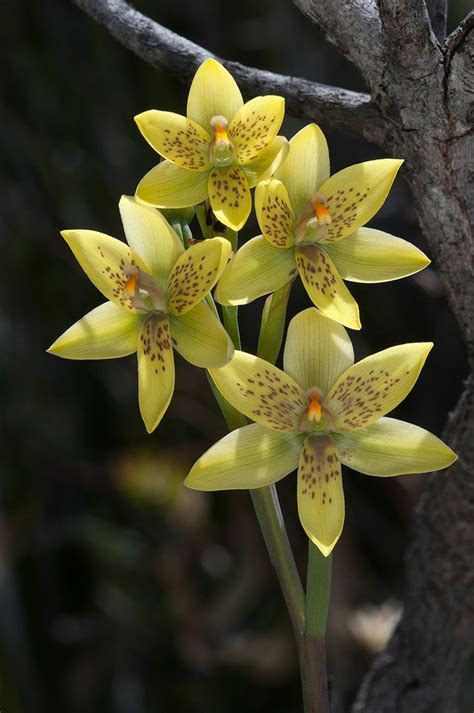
xmin=0 ymin=0 xmax=472 ymax=712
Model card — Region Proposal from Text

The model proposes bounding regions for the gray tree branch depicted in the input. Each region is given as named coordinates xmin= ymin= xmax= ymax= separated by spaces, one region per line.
xmin=71 ymin=0 xmax=386 ymax=144
xmin=292 ymin=0 xmax=383 ymax=87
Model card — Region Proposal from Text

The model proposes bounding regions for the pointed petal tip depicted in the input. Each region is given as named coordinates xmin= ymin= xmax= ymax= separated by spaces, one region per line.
xmin=304 ymin=528 xmax=339 ymax=557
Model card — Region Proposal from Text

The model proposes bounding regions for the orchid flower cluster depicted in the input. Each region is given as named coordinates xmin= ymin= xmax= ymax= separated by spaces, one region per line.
xmin=49 ymin=58 xmax=456 ymax=558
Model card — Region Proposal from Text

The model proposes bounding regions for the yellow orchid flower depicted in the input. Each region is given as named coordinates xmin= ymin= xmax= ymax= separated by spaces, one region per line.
xmin=185 ymin=309 xmax=456 ymax=556
xmin=135 ymin=58 xmax=287 ymax=231
xmin=48 ymin=196 xmax=233 ymax=433
xmin=216 ymin=124 xmax=431 ymax=330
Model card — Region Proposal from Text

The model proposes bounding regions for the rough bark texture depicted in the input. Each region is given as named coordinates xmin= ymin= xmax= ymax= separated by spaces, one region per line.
xmin=70 ymin=1 xmax=474 ymax=711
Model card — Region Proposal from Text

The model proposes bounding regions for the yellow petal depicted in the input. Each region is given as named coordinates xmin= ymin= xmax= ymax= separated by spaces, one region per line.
xmin=295 ymin=245 xmax=361 ymax=330
xmin=187 ymin=58 xmax=244 ymax=130
xmin=297 ymin=435 xmax=344 ymax=557
xmin=61 ymin=229 xmax=147 ymax=311
xmin=283 ymin=308 xmax=354 ymax=394
xmin=323 ymin=227 xmax=430 ymax=283
xmin=119 ymin=196 xmax=183 ymax=287
xmin=275 ymin=124 xmax=330 ymax=216
xmin=209 ymin=350 xmax=307 ymax=432
xmin=255 ymin=179 xmax=295 ymax=248
xmin=168 ymin=237 xmax=231 ymax=315
xmin=185 ymin=423 xmax=302 ymax=490
xmin=208 ymin=166 xmax=251 ymax=230
xmin=137 ymin=315 xmax=175 ymax=433
xmin=215 ymin=235 xmax=296 ymax=306
xmin=326 ymin=342 xmax=433 ymax=432
xmin=334 ymin=417 xmax=457 ymax=476
xmin=229 ymin=96 xmax=285 ymax=164
xmin=136 ymin=159 xmax=209 ymax=208
xmin=243 ymin=136 xmax=289 ymax=188
xmin=318 ymin=159 xmax=404 ymax=243
xmin=134 ymin=110 xmax=211 ymax=171
xmin=48 ymin=301 xmax=141 ymax=359
xmin=169 ymin=300 xmax=234 ymax=368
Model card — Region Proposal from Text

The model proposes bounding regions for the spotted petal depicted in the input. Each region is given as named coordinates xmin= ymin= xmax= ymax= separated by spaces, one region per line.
xmin=61 ymin=229 xmax=147 ymax=312
xmin=275 ymin=124 xmax=330 ymax=216
xmin=169 ymin=300 xmax=234 ymax=368
xmin=135 ymin=110 xmax=211 ymax=171
xmin=168 ymin=237 xmax=231 ymax=316
xmin=333 ymin=417 xmax=457 ymax=476
xmin=243 ymin=136 xmax=289 ymax=188
xmin=208 ymin=166 xmax=251 ymax=230
xmin=326 ymin=343 xmax=433 ymax=432
xmin=318 ymin=159 xmax=403 ymax=244
xmin=136 ymin=160 xmax=209 ymax=208
xmin=187 ymin=58 xmax=244 ymax=131
xmin=137 ymin=315 xmax=175 ymax=433
xmin=283 ymin=308 xmax=354 ymax=395
xmin=209 ymin=350 xmax=307 ymax=432
xmin=229 ymin=96 xmax=285 ymax=164
xmin=255 ymin=179 xmax=295 ymax=248
xmin=119 ymin=196 xmax=183 ymax=287
xmin=214 ymin=235 xmax=296 ymax=306
xmin=298 ymin=435 xmax=344 ymax=557
xmin=185 ymin=423 xmax=302 ymax=490
xmin=323 ymin=228 xmax=430 ymax=283
xmin=295 ymin=245 xmax=361 ymax=330
xmin=48 ymin=301 xmax=141 ymax=360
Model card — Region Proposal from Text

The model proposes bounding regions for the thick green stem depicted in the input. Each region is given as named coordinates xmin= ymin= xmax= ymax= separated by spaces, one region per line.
xmin=257 ymin=281 xmax=293 ymax=364
xmin=302 ymin=541 xmax=332 ymax=713
xmin=222 ymin=305 xmax=241 ymax=350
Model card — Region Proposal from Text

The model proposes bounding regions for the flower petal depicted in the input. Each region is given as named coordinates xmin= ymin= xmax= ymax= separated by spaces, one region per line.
xmin=137 ymin=315 xmax=175 ymax=433
xmin=255 ymin=179 xmax=295 ymax=248
xmin=168 ymin=237 xmax=231 ymax=315
xmin=297 ymin=435 xmax=344 ymax=557
xmin=275 ymin=124 xmax=330 ymax=216
xmin=229 ymin=96 xmax=285 ymax=164
xmin=334 ymin=417 xmax=457 ymax=476
xmin=119 ymin=196 xmax=184 ymax=287
xmin=209 ymin=350 xmax=307 ymax=432
xmin=326 ymin=342 xmax=433 ymax=432
xmin=61 ymin=229 xmax=147 ymax=311
xmin=169 ymin=300 xmax=234 ymax=368
xmin=243 ymin=136 xmax=289 ymax=188
xmin=323 ymin=227 xmax=430 ymax=283
xmin=208 ymin=166 xmax=251 ymax=230
xmin=48 ymin=301 xmax=141 ymax=359
xmin=187 ymin=58 xmax=244 ymax=130
xmin=295 ymin=245 xmax=361 ymax=330
xmin=214 ymin=235 xmax=296 ymax=306
xmin=185 ymin=423 xmax=302 ymax=490
xmin=283 ymin=308 xmax=354 ymax=394
xmin=318 ymin=159 xmax=404 ymax=244
xmin=136 ymin=160 xmax=209 ymax=208
xmin=134 ymin=110 xmax=210 ymax=171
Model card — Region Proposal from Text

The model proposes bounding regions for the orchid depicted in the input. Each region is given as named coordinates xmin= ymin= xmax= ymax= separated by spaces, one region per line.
xmin=134 ymin=58 xmax=286 ymax=231
xmin=215 ymin=124 xmax=430 ymax=329
xmin=185 ymin=309 xmax=456 ymax=555
xmin=48 ymin=196 xmax=233 ymax=433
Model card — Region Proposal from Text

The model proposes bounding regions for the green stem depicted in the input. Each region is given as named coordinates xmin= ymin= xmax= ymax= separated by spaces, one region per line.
xmin=257 ymin=280 xmax=293 ymax=364
xmin=222 ymin=305 xmax=241 ymax=350
xmin=301 ymin=542 xmax=332 ymax=713
xmin=195 ymin=202 xmax=214 ymax=239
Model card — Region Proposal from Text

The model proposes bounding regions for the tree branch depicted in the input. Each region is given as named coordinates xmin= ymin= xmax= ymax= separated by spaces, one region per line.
xmin=71 ymin=0 xmax=386 ymax=144
xmin=292 ymin=0 xmax=383 ymax=88
xmin=353 ymin=378 xmax=474 ymax=713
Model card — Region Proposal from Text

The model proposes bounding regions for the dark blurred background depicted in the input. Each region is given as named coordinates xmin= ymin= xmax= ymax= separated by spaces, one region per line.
xmin=0 ymin=1 xmax=472 ymax=711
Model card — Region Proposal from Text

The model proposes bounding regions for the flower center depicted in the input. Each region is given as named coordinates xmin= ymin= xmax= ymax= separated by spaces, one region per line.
xmin=123 ymin=265 xmax=167 ymax=314
xmin=300 ymin=386 xmax=333 ymax=435
xmin=209 ymin=115 xmax=235 ymax=167
xmin=294 ymin=192 xmax=332 ymax=244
